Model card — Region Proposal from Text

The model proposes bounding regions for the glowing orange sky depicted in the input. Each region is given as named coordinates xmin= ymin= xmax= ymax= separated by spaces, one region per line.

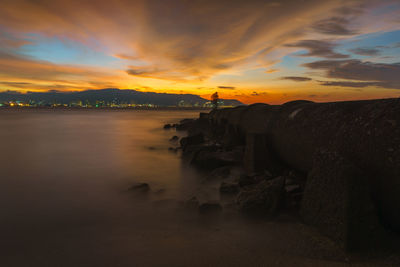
xmin=0 ymin=0 xmax=400 ymax=104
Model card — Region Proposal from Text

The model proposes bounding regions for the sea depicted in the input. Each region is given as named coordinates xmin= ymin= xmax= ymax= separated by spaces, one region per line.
xmin=0 ymin=109 xmax=358 ymax=266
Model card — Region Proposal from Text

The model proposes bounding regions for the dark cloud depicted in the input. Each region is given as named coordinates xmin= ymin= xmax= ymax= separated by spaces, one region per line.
xmin=319 ymin=81 xmax=382 ymax=88
xmin=348 ymin=47 xmax=380 ymax=56
xmin=312 ymin=17 xmax=356 ymax=35
xmin=304 ymin=59 xmax=400 ymax=89
xmin=282 ymin=76 xmax=312 ymax=82
xmin=285 ymin=40 xmax=349 ymax=58
xmin=218 ymin=86 xmax=236 ymax=90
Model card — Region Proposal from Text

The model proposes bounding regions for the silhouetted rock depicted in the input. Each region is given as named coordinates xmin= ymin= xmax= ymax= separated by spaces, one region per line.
xmin=176 ymin=119 xmax=196 ymax=131
xmin=208 ymin=98 xmax=400 ymax=232
xmin=301 ymin=150 xmax=382 ymax=251
xmin=236 ymin=176 xmax=285 ymax=215
xmin=129 ymin=183 xmax=150 ymax=192
xmin=163 ymin=124 xmax=172 ymax=129
xmin=170 ymin=135 xmax=179 ymax=141
xmin=190 ymin=149 xmax=241 ymax=170
xmin=238 ymin=172 xmax=272 ymax=188
xmin=180 ymin=133 xmax=204 ymax=150
xmin=219 ymin=182 xmax=239 ymax=194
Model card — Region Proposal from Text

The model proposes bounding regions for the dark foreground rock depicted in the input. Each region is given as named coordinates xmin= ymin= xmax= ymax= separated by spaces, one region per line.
xmin=190 ymin=149 xmax=241 ymax=170
xmin=180 ymin=133 xmax=204 ymax=150
xmin=219 ymin=182 xmax=239 ymax=194
xmin=172 ymin=97 xmax=400 ymax=250
xmin=236 ymin=176 xmax=285 ymax=215
xmin=301 ymin=150 xmax=383 ymax=251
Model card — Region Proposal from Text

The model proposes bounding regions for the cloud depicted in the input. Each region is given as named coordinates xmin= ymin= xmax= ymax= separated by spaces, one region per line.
xmin=348 ymin=47 xmax=380 ymax=56
xmin=0 ymin=0 xmax=366 ymax=84
xmin=312 ymin=17 xmax=357 ymax=35
xmin=265 ymin=68 xmax=279 ymax=73
xmin=218 ymin=86 xmax=236 ymax=90
xmin=318 ymin=81 xmax=382 ymax=88
xmin=304 ymin=59 xmax=400 ymax=89
xmin=285 ymin=40 xmax=349 ymax=58
xmin=281 ymin=76 xmax=312 ymax=82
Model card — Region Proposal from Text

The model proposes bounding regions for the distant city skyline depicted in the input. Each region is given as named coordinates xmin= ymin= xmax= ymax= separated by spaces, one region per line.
xmin=0 ymin=1 xmax=400 ymax=104
xmin=0 ymin=88 xmax=242 ymax=108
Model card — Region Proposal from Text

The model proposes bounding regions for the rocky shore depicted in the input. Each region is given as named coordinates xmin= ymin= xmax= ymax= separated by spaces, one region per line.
xmin=165 ymin=98 xmax=400 ymax=252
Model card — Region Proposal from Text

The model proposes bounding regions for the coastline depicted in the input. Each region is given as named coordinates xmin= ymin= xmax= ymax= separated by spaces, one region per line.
xmin=167 ymin=97 xmax=400 ymax=253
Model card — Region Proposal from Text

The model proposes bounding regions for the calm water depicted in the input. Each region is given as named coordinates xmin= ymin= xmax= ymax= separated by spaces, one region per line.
xmin=0 ymin=109 xmax=374 ymax=266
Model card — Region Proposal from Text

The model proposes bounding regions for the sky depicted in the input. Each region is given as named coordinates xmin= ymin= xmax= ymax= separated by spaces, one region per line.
xmin=0 ymin=0 xmax=400 ymax=104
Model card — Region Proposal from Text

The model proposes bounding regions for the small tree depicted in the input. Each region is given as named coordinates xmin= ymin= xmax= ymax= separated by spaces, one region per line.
xmin=211 ymin=92 xmax=219 ymax=110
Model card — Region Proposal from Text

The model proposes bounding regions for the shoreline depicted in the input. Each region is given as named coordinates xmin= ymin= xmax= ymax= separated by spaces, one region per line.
xmin=166 ymin=97 xmax=400 ymax=253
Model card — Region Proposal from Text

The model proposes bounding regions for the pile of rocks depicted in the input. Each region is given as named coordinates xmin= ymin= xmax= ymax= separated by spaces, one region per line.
xmin=164 ymin=98 xmax=400 ymax=251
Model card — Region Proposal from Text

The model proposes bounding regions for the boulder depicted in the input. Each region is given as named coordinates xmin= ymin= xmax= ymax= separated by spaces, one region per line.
xmin=169 ymin=135 xmax=179 ymax=142
xmin=238 ymin=172 xmax=272 ymax=187
xmin=220 ymin=182 xmax=239 ymax=194
xmin=163 ymin=124 xmax=173 ymax=129
xmin=301 ymin=150 xmax=382 ymax=251
xmin=176 ymin=119 xmax=196 ymax=131
xmin=236 ymin=176 xmax=285 ymax=215
xmin=180 ymin=133 xmax=204 ymax=150
xmin=190 ymin=149 xmax=241 ymax=170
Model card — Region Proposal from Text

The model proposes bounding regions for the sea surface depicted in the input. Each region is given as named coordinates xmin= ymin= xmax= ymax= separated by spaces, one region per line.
xmin=0 ymin=109 xmax=387 ymax=266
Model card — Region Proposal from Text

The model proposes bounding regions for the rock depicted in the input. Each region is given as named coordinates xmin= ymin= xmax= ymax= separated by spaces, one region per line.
xmin=220 ymin=182 xmax=239 ymax=194
xmin=236 ymin=176 xmax=285 ymax=215
xmin=170 ymin=135 xmax=179 ymax=141
xmin=163 ymin=124 xmax=172 ymax=129
xmin=285 ymin=184 xmax=301 ymax=194
xmin=180 ymin=133 xmax=204 ymax=149
xmin=190 ymin=149 xmax=241 ymax=170
xmin=238 ymin=173 xmax=271 ymax=187
xmin=176 ymin=119 xmax=196 ymax=131
xmin=129 ymin=182 xmax=150 ymax=192
xmin=244 ymin=132 xmax=282 ymax=174
xmin=206 ymin=166 xmax=232 ymax=180
xmin=301 ymin=150 xmax=382 ymax=251
xmin=198 ymin=202 xmax=222 ymax=214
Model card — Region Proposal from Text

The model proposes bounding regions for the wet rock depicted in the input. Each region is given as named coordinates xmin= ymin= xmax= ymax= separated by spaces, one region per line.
xmin=170 ymin=135 xmax=179 ymax=142
xmin=190 ymin=149 xmax=241 ymax=170
xmin=163 ymin=124 xmax=173 ymax=129
xmin=220 ymin=182 xmax=239 ymax=194
xmin=176 ymin=119 xmax=196 ymax=131
xmin=198 ymin=202 xmax=222 ymax=214
xmin=238 ymin=172 xmax=271 ymax=187
xmin=129 ymin=182 xmax=150 ymax=192
xmin=236 ymin=176 xmax=285 ymax=215
xmin=180 ymin=133 xmax=204 ymax=150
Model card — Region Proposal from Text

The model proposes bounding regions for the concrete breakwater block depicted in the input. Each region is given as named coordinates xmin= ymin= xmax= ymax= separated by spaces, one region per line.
xmin=301 ymin=149 xmax=382 ymax=251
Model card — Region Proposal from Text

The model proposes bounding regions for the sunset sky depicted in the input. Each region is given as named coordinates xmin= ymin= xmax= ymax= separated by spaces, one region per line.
xmin=0 ymin=0 xmax=400 ymax=104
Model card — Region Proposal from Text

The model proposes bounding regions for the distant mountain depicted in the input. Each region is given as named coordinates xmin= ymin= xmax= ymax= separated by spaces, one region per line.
xmin=0 ymin=88 xmax=243 ymax=107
